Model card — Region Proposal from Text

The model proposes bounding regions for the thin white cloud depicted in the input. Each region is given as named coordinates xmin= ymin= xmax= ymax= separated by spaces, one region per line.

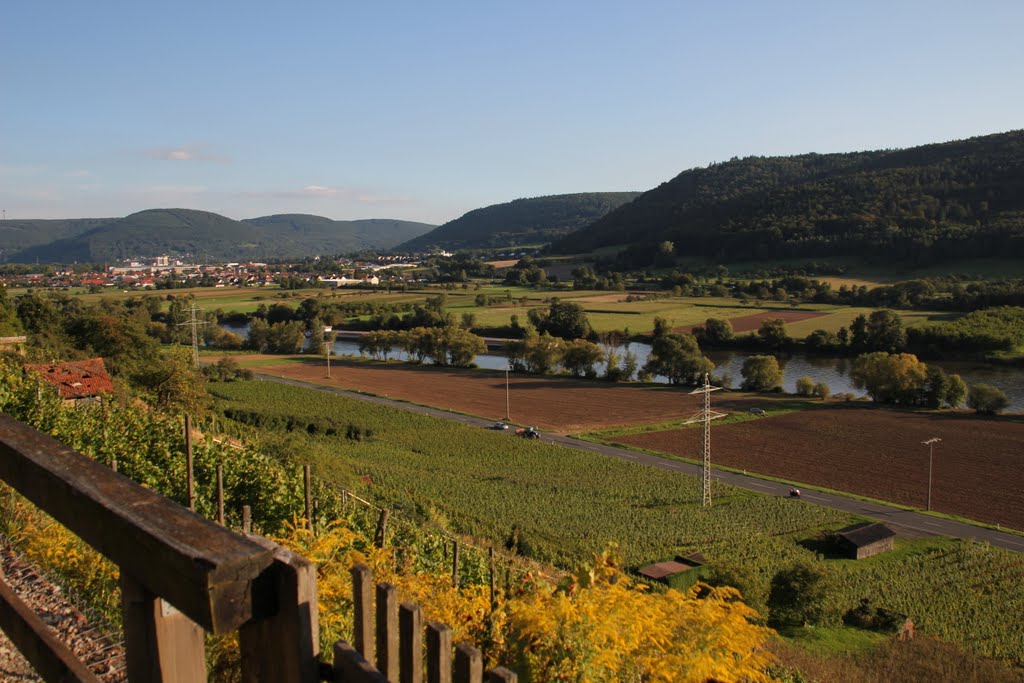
xmin=289 ymin=185 xmax=414 ymax=204
xmin=145 ymin=144 xmax=229 ymax=163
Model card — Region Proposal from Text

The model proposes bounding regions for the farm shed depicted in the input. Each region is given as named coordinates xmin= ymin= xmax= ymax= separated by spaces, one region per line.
xmin=834 ymin=522 xmax=896 ymax=560
xmin=639 ymin=552 xmax=708 ymax=590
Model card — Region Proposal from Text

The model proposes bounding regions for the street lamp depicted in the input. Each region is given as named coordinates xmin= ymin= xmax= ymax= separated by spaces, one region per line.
xmin=504 ymin=363 xmax=511 ymax=421
xmin=324 ymin=326 xmax=333 ymax=379
xmin=922 ymin=437 xmax=941 ymax=511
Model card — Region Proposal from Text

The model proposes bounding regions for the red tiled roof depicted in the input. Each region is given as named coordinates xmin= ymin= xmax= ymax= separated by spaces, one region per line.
xmin=24 ymin=358 xmax=115 ymax=399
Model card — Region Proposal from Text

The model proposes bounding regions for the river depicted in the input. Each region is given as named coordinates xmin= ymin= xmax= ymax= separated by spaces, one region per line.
xmin=219 ymin=325 xmax=1024 ymax=411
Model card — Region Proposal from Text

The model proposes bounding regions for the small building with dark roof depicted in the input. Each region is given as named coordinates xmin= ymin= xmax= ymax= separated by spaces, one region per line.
xmin=638 ymin=552 xmax=708 ymax=590
xmin=833 ymin=522 xmax=896 ymax=560
xmin=24 ymin=358 xmax=115 ymax=406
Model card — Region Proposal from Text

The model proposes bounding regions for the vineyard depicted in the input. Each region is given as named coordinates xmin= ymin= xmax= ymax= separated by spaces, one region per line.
xmin=2 ymin=357 xmax=1024 ymax=672
xmin=210 ymin=379 xmax=1024 ymax=664
xmin=208 ymin=380 xmax=855 ymax=566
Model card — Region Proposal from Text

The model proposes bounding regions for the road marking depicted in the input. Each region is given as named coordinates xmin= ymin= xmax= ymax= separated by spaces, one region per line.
xmin=747 ymin=482 xmax=772 ymax=489
xmin=922 ymin=521 xmax=942 ymax=527
xmin=804 ymin=495 xmax=828 ymax=502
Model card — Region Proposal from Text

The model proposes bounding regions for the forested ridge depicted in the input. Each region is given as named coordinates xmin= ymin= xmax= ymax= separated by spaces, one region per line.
xmin=396 ymin=192 xmax=640 ymax=251
xmin=2 ymin=209 xmax=435 ymax=262
xmin=549 ymin=130 xmax=1024 ymax=267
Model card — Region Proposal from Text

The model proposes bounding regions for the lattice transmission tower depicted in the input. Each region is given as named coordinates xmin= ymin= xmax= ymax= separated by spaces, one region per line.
xmin=683 ymin=373 xmax=726 ymax=507
xmin=176 ymin=303 xmax=208 ymax=365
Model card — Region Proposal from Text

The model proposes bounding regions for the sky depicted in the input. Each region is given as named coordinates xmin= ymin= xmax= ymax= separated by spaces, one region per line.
xmin=2 ymin=1 xmax=1022 ymax=225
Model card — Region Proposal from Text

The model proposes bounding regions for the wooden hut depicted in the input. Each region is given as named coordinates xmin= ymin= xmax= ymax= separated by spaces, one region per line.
xmin=834 ymin=522 xmax=896 ymax=560
xmin=639 ymin=552 xmax=707 ymax=590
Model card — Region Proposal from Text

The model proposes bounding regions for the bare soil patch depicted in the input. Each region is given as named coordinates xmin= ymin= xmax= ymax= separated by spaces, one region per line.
xmin=248 ymin=357 xmax=698 ymax=434
xmin=615 ymin=407 xmax=1024 ymax=530
xmin=675 ymin=309 xmax=827 ymax=334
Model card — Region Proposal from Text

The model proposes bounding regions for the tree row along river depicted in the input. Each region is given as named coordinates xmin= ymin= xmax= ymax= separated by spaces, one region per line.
xmin=220 ymin=325 xmax=1024 ymax=412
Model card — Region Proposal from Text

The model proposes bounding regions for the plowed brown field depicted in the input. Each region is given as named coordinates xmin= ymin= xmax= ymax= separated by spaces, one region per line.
xmin=675 ymin=309 xmax=827 ymax=334
xmin=615 ymin=408 xmax=1024 ymax=530
xmin=250 ymin=358 xmax=700 ymax=433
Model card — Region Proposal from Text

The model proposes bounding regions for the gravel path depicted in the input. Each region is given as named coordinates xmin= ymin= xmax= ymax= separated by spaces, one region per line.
xmin=0 ymin=546 xmax=126 ymax=681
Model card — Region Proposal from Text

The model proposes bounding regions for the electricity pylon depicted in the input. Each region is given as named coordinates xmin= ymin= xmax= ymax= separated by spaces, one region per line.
xmin=683 ymin=373 xmax=726 ymax=507
xmin=176 ymin=303 xmax=208 ymax=365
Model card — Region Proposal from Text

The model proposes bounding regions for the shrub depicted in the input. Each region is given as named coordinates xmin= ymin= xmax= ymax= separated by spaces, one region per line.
xmin=967 ymin=384 xmax=1010 ymax=415
xmin=795 ymin=376 xmax=815 ymax=397
xmin=741 ymin=356 xmax=783 ymax=392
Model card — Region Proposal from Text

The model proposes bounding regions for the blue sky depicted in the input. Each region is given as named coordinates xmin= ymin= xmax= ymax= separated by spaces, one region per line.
xmin=2 ymin=1 xmax=1022 ymax=224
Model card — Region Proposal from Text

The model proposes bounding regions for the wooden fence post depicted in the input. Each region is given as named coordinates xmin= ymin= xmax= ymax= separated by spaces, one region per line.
xmin=400 ymin=603 xmax=423 ymax=683
xmin=242 ymin=505 xmax=252 ymax=534
xmin=334 ymin=642 xmax=387 ymax=682
xmin=342 ymin=489 xmax=349 ymax=506
xmin=376 ymin=583 xmax=399 ymax=681
xmin=303 ymin=464 xmax=312 ymax=532
xmin=454 ymin=643 xmax=482 ymax=683
xmin=120 ymin=573 xmax=207 ymax=682
xmin=184 ymin=415 xmax=194 ymax=512
xmin=239 ymin=538 xmax=320 ymax=683
xmin=216 ymin=464 xmax=225 ymax=526
xmin=375 ymin=509 xmax=390 ymax=548
xmin=486 ymin=668 xmax=518 ymax=682
xmin=351 ymin=564 xmax=375 ymax=663
xmin=426 ymin=622 xmax=452 ymax=683
xmin=111 ymin=456 xmax=117 ymax=473
xmin=452 ymin=541 xmax=459 ymax=588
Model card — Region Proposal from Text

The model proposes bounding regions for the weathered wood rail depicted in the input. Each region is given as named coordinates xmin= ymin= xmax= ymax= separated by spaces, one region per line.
xmin=0 ymin=413 xmax=517 ymax=682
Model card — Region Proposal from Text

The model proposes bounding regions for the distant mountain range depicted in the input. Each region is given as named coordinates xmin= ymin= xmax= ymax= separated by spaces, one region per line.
xmin=0 ymin=210 xmax=435 ymax=263
xmin=548 ymin=130 xmax=1024 ymax=267
xmin=394 ymin=192 xmax=641 ymax=252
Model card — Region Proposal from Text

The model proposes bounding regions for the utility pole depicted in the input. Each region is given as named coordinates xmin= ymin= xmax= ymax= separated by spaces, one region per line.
xmin=176 ymin=303 xmax=208 ymax=366
xmin=683 ymin=373 xmax=726 ymax=507
xmin=922 ymin=437 xmax=941 ymax=511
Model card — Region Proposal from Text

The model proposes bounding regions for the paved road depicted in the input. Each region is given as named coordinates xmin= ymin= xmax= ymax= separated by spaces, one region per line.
xmin=256 ymin=373 xmax=1024 ymax=554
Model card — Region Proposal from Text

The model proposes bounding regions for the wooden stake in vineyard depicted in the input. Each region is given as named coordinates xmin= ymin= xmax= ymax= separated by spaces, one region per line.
xmin=683 ymin=373 xmax=726 ymax=508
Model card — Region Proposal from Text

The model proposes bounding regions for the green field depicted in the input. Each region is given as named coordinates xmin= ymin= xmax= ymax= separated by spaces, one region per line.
xmin=9 ymin=282 xmax=965 ymax=340
xmin=210 ymin=379 xmax=1024 ymax=662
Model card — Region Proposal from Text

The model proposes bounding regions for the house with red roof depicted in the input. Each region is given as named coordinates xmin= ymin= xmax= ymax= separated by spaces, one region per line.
xmin=24 ymin=358 xmax=115 ymax=405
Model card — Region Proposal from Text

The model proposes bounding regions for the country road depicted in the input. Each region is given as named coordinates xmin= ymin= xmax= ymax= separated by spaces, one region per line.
xmin=255 ymin=373 xmax=1024 ymax=554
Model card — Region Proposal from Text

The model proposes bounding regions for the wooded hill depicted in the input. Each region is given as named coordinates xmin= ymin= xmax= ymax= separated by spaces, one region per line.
xmin=1 ymin=209 xmax=435 ymax=263
xmin=548 ymin=130 xmax=1024 ymax=268
xmin=395 ymin=192 xmax=640 ymax=252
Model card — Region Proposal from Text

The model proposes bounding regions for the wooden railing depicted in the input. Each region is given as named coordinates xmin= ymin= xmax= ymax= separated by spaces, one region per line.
xmin=336 ymin=564 xmax=516 ymax=683
xmin=0 ymin=413 xmax=517 ymax=682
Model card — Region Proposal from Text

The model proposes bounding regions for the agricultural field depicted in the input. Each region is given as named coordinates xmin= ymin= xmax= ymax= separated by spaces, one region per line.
xmin=610 ymin=407 xmax=1024 ymax=531
xmin=237 ymin=355 xmax=700 ymax=433
xmin=209 ymin=379 xmax=1024 ymax=663
xmin=33 ymin=280 xmax=955 ymax=339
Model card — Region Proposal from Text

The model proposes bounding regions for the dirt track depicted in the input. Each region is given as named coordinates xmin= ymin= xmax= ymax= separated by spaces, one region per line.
xmin=616 ymin=407 xmax=1024 ymax=530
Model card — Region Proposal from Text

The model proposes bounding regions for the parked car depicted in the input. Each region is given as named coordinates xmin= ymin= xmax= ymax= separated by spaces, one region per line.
xmin=748 ymin=407 xmax=766 ymax=415
xmin=491 ymin=422 xmax=509 ymax=430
